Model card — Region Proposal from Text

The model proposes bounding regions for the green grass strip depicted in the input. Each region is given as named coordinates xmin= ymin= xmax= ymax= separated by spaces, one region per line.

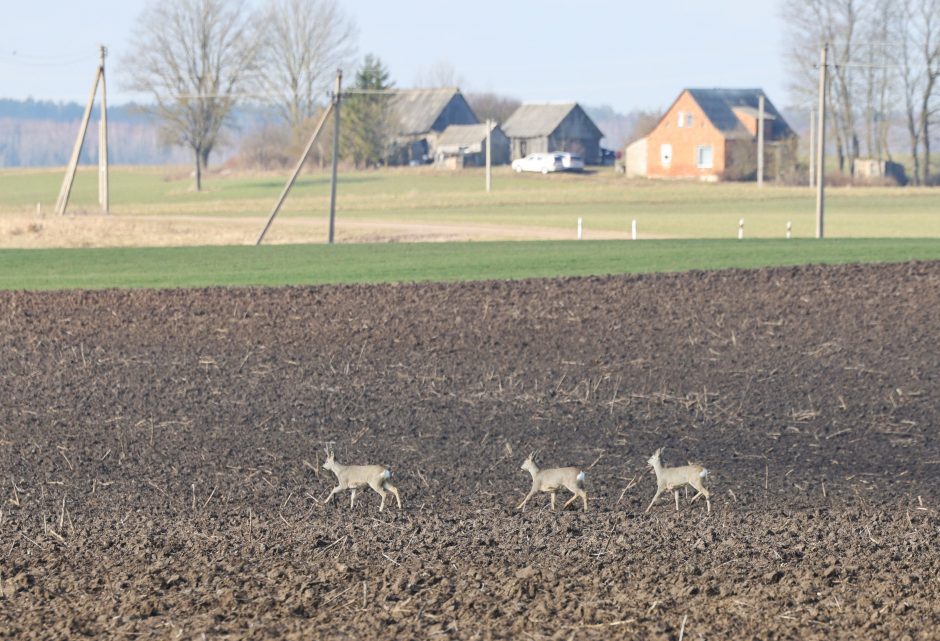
xmin=1 ymin=239 xmax=939 ymax=291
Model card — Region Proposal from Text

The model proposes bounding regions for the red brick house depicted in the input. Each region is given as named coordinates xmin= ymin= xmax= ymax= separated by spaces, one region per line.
xmin=626 ymin=88 xmax=796 ymax=181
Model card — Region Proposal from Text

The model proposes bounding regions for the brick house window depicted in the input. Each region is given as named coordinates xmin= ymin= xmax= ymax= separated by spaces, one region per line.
xmin=660 ymin=144 xmax=672 ymax=167
xmin=696 ymin=145 xmax=713 ymax=169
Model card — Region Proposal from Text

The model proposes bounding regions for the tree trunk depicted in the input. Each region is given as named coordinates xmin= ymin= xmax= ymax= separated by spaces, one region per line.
xmin=925 ymin=121 xmax=932 ymax=184
xmin=194 ymin=147 xmax=203 ymax=192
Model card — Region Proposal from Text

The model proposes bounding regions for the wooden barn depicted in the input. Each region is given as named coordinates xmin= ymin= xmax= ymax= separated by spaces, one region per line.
xmin=390 ymin=88 xmax=479 ymax=165
xmin=433 ymin=122 xmax=510 ymax=169
xmin=636 ymin=88 xmax=797 ymax=181
xmin=502 ymin=102 xmax=603 ymax=165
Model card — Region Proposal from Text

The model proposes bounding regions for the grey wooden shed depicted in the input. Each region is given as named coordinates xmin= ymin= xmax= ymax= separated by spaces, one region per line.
xmin=433 ymin=123 xmax=510 ymax=168
xmin=390 ymin=88 xmax=479 ymax=165
xmin=502 ymin=102 xmax=603 ymax=165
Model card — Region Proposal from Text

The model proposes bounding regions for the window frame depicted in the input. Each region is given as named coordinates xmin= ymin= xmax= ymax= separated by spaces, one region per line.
xmin=695 ymin=144 xmax=714 ymax=169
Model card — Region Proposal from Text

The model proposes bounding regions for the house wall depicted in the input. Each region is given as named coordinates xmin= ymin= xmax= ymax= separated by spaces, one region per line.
xmin=548 ymin=107 xmax=602 ymax=164
xmin=430 ymin=95 xmax=479 ymax=133
xmin=731 ymin=108 xmax=778 ymax=140
xmin=625 ymin=137 xmax=648 ymax=177
xmin=433 ymin=129 xmax=511 ymax=169
xmin=511 ymin=136 xmax=548 ymax=160
xmin=489 ymin=129 xmax=511 ymax=165
xmin=646 ymin=90 xmax=728 ymax=179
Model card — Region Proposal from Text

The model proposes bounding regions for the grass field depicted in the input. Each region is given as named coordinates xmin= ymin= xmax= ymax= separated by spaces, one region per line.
xmin=1 ymin=166 xmax=938 ymax=249
xmin=2 ymin=239 xmax=939 ymax=291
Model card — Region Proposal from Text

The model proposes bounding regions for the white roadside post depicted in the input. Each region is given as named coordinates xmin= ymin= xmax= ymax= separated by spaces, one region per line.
xmin=577 ymin=217 xmax=583 ymax=240
xmin=738 ymin=218 xmax=744 ymax=240
xmin=632 ymin=219 xmax=637 ymax=240
xmin=787 ymin=221 xmax=792 ymax=239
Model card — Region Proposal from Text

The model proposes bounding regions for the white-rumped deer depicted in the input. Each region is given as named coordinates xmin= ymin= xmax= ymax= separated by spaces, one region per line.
xmin=517 ymin=452 xmax=588 ymax=512
xmin=322 ymin=448 xmax=401 ymax=512
xmin=645 ymin=448 xmax=710 ymax=514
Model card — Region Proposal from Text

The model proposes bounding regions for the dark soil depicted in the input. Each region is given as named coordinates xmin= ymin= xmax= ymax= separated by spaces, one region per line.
xmin=1 ymin=262 xmax=939 ymax=640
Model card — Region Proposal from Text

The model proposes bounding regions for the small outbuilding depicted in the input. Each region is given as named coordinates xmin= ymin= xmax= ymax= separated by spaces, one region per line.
xmin=433 ymin=122 xmax=510 ymax=169
xmin=390 ymin=88 xmax=479 ymax=165
xmin=502 ymin=102 xmax=603 ymax=165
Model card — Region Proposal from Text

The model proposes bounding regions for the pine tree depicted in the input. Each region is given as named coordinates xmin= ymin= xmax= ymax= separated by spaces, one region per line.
xmin=342 ymin=54 xmax=393 ymax=168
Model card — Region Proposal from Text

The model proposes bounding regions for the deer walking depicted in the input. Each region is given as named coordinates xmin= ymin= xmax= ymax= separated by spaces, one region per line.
xmin=322 ymin=448 xmax=401 ymax=512
xmin=517 ymin=452 xmax=588 ymax=512
xmin=645 ymin=448 xmax=710 ymax=514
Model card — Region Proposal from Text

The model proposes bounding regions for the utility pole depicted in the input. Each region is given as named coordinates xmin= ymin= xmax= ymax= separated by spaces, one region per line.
xmin=255 ymin=102 xmax=335 ymax=245
xmin=816 ymin=43 xmax=828 ymax=239
xmin=808 ymin=106 xmax=815 ymax=189
xmin=485 ymin=119 xmax=492 ymax=193
xmin=757 ymin=94 xmax=765 ymax=188
xmin=56 ymin=51 xmax=104 ymax=216
xmin=98 ymin=45 xmax=109 ymax=214
xmin=328 ymin=69 xmax=342 ymax=244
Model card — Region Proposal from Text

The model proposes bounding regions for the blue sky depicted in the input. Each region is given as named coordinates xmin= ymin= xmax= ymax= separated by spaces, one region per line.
xmin=0 ymin=0 xmax=788 ymax=113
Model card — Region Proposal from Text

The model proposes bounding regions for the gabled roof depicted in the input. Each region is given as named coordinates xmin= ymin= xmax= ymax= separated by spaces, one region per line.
xmin=685 ymin=88 xmax=793 ymax=139
xmin=502 ymin=102 xmax=601 ymax=138
xmin=391 ymin=88 xmax=468 ymax=136
xmin=436 ymin=122 xmax=499 ymax=147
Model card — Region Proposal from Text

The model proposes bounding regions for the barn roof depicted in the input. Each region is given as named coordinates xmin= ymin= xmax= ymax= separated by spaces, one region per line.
xmin=391 ymin=87 xmax=467 ymax=135
xmin=435 ymin=122 xmax=499 ymax=147
xmin=686 ymin=88 xmax=792 ymax=139
xmin=502 ymin=102 xmax=589 ymax=138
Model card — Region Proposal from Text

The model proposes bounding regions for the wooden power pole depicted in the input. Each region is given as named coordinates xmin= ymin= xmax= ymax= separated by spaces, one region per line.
xmin=816 ymin=43 xmax=828 ymax=239
xmin=98 ymin=46 xmax=109 ymax=214
xmin=808 ymin=106 xmax=815 ymax=189
xmin=328 ymin=70 xmax=342 ymax=244
xmin=56 ymin=48 xmax=108 ymax=216
xmin=256 ymin=69 xmax=343 ymax=246
xmin=757 ymin=94 xmax=765 ymax=188
xmin=485 ymin=119 xmax=492 ymax=193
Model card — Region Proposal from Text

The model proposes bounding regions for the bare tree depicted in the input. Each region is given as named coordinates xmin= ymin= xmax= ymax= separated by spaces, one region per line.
xmin=414 ymin=60 xmax=464 ymax=88
xmin=256 ymin=0 xmax=357 ymax=137
xmin=466 ymin=92 xmax=521 ymax=124
xmin=860 ymin=0 xmax=895 ymax=160
xmin=124 ymin=0 xmax=261 ymax=191
xmin=780 ymin=0 xmax=866 ymax=173
xmin=625 ymin=109 xmax=665 ymax=145
xmin=894 ymin=0 xmax=940 ymax=184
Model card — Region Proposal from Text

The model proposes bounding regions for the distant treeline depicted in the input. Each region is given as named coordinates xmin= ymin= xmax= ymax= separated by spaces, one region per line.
xmin=0 ymin=99 xmax=275 ymax=168
xmin=0 ymin=97 xmax=639 ymax=169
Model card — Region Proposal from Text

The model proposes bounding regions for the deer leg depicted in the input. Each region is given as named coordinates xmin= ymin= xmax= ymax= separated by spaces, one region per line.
xmin=350 ymin=488 xmax=357 ymax=509
xmin=690 ymin=480 xmax=709 ymax=505
xmin=369 ymin=479 xmax=387 ymax=512
xmin=517 ymin=490 xmax=537 ymax=511
xmin=645 ymin=489 xmax=662 ymax=513
xmin=674 ymin=490 xmax=680 ymax=511
xmin=325 ymin=486 xmax=342 ymax=504
xmin=384 ymin=482 xmax=402 ymax=509
xmin=562 ymin=493 xmax=577 ymax=510
xmin=574 ymin=490 xmax=588 ymax=512
xmin=550 ymin=492 xmax=557 ymax=511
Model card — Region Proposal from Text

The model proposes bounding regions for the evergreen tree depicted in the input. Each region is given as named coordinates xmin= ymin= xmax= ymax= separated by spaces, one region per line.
xmin=342 ymin=54 xmax=393 ymax=168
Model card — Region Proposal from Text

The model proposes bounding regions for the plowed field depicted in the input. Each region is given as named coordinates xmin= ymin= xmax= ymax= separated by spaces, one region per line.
xmin=2 ymin=262 xmax=939 ymax=640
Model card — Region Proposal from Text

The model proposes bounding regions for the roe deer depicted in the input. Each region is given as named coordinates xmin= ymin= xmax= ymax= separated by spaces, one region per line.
xmin=517 ymin=452 xmax=588 ymax=512
xmin=645 ymin=448 xmax=710 ymax=513
xmin=322 ymin=448 xmax=401 ymax=512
